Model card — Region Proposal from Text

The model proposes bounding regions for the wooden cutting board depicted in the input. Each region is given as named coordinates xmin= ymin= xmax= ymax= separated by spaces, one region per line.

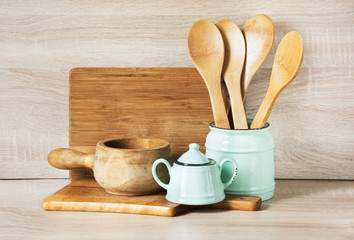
xmin=43 ymin=67 xmax=262 ymax=216
xmin=42 ymin=179 xmax=261 ymax=216
xmin=69 ymin=67 xmax=214 ymax=180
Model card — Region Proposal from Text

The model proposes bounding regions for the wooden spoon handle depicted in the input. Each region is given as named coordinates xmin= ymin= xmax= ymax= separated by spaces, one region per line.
xmin=225 ymin=73 xmax=248 ymax=129
xmin=208 ymin=83 xmax=230 ymax=129
xmin=250 ymin=88 xmax=276 ymax=129
xmin=221 ymin=79 xmax=231 ymax=115
xmin=48 ymin=148 xmax=94 ymax=170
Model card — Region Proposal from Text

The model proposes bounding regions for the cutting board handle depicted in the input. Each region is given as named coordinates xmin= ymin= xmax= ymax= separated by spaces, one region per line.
xmin=48 ymin=148 xmax=94 ymax=170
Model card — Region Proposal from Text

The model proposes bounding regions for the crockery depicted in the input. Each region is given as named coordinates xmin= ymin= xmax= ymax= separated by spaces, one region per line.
xmin=152 ymin=143 xmax=238 ymax=205
xmin=48 ymin=138 xmax=172 ymax=196
xmin=205 ymin=120 xmax=275 ymax=200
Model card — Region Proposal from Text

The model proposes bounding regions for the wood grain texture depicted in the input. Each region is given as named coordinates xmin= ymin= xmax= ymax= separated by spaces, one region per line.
xmin=247 ymin=67 xmax=354 ymax=179
xmin=69 ymin=67 xmax=212 ymax=167
xmin=1 ymin=179 xmax=353 ymax=239
xmin=0 ymin=0 xmax=353 ymax=179
xmin=42 ymin=179 xmax=261 ymax=216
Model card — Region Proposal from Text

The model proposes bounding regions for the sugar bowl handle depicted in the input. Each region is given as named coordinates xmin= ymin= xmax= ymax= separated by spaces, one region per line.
xmin=219 ymin=158 xmax=238 ymax=189
xmin=152 ymin=158 xmax=171 ymax=190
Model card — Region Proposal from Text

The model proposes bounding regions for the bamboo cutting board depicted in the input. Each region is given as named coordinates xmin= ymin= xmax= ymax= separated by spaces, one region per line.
xmin=69 ymin=67 xmax=214 ymax=180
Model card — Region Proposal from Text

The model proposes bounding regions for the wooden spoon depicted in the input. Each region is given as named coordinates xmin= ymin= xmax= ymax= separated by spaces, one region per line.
xmin=242 ymin=14 xmax=275 ymax=101
xmin=250 ymin=31 xmax=304 ymax=129
xmin=188 ymin=20 xmax=230 ymax=129
xmin=216 ymin=19 xmax=247 ymax=129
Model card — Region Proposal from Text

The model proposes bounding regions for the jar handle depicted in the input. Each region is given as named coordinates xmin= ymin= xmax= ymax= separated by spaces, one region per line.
xmin=219 ymin=158 xmax=238 ymax=189
xmin=152 ymin=158 xmax=171 ymax=190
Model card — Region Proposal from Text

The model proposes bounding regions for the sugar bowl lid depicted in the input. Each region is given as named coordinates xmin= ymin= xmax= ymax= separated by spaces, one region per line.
xmin=176 ymin=143 xmax=210 ymax=165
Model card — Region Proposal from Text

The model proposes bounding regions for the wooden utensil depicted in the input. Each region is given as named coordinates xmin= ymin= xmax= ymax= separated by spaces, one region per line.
xmin=250 ymin=31 xmax=304 ymax=129
xmin=216 ymin=19 xmax=248 ymax=129
xmin=42 ymin=179 xmax=262 ymax=217
xmin=242 ymin=14 xmax=275 ymax=101
xmin=48 ymin=138 xmax=172 ymax=196
xmin=188 ymin=20 xmax=230 ymax=129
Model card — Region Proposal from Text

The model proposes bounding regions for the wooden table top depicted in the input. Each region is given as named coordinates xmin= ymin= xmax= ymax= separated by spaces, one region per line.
xmin=1 ymin=179 xmax=353 ymax=239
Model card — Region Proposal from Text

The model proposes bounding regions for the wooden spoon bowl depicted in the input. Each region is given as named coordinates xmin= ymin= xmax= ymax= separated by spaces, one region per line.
xmin=242 ymin=14 xmax=275 ymax=101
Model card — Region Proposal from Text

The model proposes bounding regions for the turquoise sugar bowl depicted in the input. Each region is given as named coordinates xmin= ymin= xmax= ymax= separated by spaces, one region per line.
xmin=205 ymin=121 xmax=275 ymax=201
xmin=152 ymin=143 xmax=237 ymax=205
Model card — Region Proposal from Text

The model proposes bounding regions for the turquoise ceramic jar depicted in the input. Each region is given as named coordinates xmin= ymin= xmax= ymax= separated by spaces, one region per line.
xmin=205 ymin=121 xmax=275 ymax=201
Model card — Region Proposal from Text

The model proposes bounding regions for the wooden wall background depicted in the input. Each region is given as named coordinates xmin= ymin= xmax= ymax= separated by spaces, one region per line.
xmin=1 ymin=0 xmax=353 ymax=179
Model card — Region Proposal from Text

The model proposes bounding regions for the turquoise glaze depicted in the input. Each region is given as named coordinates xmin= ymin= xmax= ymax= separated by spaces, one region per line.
xmin=205 ymin=121 xmax=275 ymax=201
xmin=152 ymin=143 xmax=237 ymax=205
